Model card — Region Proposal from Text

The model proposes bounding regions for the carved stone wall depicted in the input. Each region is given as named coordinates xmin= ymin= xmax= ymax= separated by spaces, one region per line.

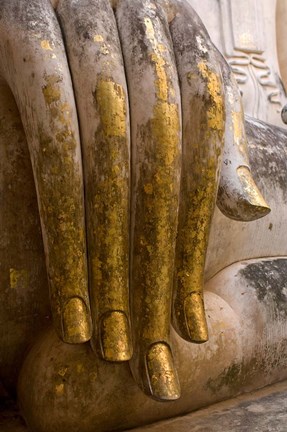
xmin=276 ymin=0 xmax=287 ymax=92
xmin=188 ymin=0 xmax=287 ymax=127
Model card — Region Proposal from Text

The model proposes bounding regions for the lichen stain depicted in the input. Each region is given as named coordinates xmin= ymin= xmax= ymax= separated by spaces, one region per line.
xmin=239 ymin=259 xmax=287 ymax=318
xmin=206 ymin=339 xmax=287 ymax=395
xmin=206 ymin=362 xmax=242 ymax=394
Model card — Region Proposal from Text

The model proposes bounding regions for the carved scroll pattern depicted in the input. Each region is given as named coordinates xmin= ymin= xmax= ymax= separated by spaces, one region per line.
xmin=228 ymin=53 xmax=282 ymax=112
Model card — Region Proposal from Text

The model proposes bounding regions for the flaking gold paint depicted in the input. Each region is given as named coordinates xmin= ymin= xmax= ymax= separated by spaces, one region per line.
xmin=42 ymin=74 xmax=62 ymax=105
xmin=62 ymin=298 xmax=90 ymax=341
xmin=237 ymin=166 xmax=270 ymax=217
xmin=9 ymin=269 xmax=28 ymax=289
xmin=100 ymin=44 xmax=110 ymax=55
xmin=95 ymin=80 xmax=127 ymax=137
xmin=226 ymin=78 xmax=249 ymax=159
xmin=151 ymin=54 xmax=168 ymax=101
xmin=100 ymin=311 xmax=132 ymax=361
xmin=90 ymin=76 xmax=131 ymax=360
xmin=76 ymin=363 xmax=85 ymax=373
xmin=174 ymin=57 xmax=225 ymax=341
xmin=231 ymin=109 xmax=249 ymax=157
xmin=232 ymin=111 xmax=243 ymax=141
xmin=58 ymin=367 xmax=67 ymax=377
xmin=198 ymin=62 xmax=224 ymax=133
xmin=36 ymin=74 xmax=91 ymax=343
xmin=178 ymin=156 xmax=219 ymax=291
xmin=55 ymin=383 xmax=64 ymax=395
xmin=93 ymin=34 xmax=104 ymax=42
xmin=144 ymin=183 xmax=153 ymax=194
xmin=144 ymin=18 xmax=169 ymax=102
xmin=146 ymin=343 xmax=180 ymax=400
xmin=128 ymin=8 xmax=181 ymax=399
xmin=152 ymin=102 xmax=179 ymax=167
xmin=133 ymin=11 xmax=181 ymax=382
xmin=41 ymin=40 xmax=53 ymax=51
xmin=184 ymin=293 xmax=208 ymax=342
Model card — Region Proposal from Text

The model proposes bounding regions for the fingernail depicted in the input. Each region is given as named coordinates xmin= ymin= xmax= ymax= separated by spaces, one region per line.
xmin=100 ymin=311 xmax=133 ymax=362
xmin=146 ymin=342 xmax=181 ymax=401
xmin=237 ymin=166 xmax=270 ymax=220
xmin=61 ymin=297 xmax=92 ymax=344
xmin=184 ymin=292 xmax=208 ymax=343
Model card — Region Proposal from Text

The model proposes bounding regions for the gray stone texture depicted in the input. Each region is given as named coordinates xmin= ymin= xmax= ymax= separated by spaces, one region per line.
xmin=132 ymin=380 xmax=287 ymax=432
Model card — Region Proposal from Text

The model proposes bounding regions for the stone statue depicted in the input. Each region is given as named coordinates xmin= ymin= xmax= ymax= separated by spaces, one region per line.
xmin=0 ymin=0 xmax=286 ymax=431
xmin=188 ymin=0 xmax=287 ymax=126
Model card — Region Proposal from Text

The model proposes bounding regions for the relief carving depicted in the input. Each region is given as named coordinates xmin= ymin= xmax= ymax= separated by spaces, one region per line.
xmin=219 ymin=0 xmax=283 ymax=120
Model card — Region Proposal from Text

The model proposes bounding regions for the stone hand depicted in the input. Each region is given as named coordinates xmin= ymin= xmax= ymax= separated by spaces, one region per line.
xmin=0 ymin=0 xmax=270 ymax=402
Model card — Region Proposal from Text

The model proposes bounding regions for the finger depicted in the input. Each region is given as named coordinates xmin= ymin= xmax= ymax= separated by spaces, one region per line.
xmin=217 ymin=60 xmax=270 ymax=221
xmin=0 ymin=0 xmax=92 ymax=343
xmin=57 ymin=0 xmax=132 ymax=362
xmin=116 ymin=0 xmax=181 ymax=400
xmin=169 ymin=1 xmax=225 ymax=343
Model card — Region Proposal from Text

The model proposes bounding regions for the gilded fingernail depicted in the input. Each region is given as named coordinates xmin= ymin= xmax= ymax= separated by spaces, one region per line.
xmin=100 ymin=311 xmax=133 ymax=362
xmin=184 ymin=292 xmax=208 ymax=343
xmin=146 ymin=342 xmax=180 ymax=401
xmin=61 ymin=297 xmax=92 ymax=344
xmin=237 ymin=166 xmax=270 ymax=220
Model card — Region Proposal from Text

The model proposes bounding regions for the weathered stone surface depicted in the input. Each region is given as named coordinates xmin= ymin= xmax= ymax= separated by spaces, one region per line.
xmin=131 ymin=380 xmax=287 ymax=432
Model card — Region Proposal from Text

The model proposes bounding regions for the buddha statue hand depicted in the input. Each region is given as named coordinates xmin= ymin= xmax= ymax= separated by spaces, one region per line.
xmin=0 ymin=0 xmax=270 ymax=401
